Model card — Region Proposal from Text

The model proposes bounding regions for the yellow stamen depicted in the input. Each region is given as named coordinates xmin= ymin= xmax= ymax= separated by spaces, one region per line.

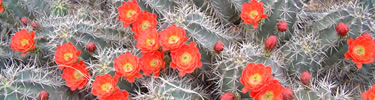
xmin=168 ymin=36 xmax=180 ymax=44
xmin=126 ymin=10 xmax=137 ymax=18
xmin=248 ymin=73 xmax=262 ymax=85
xmin=354 ymin=45 xmax=365 ymax=56
xmin=249 ymin=10 xmax=259 ymax=19
xmin=123 ymin=63 xmax=134 ymax=72
xmin=141 ymin=21 xmax=151 ymax=31
xmin=73 ymin=70 xmax=83 ymax=79
xmin=150 ymin=59 xmax=158 ymax=67
xmin=101 ymin=83 xmax=113 ymax=92
xmin=261 ymin=91 xmax=274 ymax=100
xmin=20 ymin=39 xmax=29 ymax=46
xmin=64 ymin=53 xmax=73 ymax=61
xmin=180 ymin=52 xmax=192 ymax=64
xmin=146 ymin=39 xmax=155 ymax=46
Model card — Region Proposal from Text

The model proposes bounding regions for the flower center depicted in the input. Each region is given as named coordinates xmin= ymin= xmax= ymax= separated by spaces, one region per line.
xmin=63 ymin=53 xmax=73 ymax=61
xmin=261 ymin=91 xmax=274 ymax=100
xmin=141 ymin=21 xmax=151 ymax=31
xmin=122 ymin=63 xmax=134 ymax=72
xmin=126 ymin=10 xmax=137 ymax=18
xmin=101 ymin=83 xmax=113 ymax=92
xmin=248 ymin=73 xmax=262 ymax=85
xmin=20 ymin=39 xmax=29 ymax=46
xmin=146 ymin=39 xmax=155 ymax=46
xmin=73 ymin=70 xmax=83 ymax=79
xmin=168 ymin=36 xmax=180 ymax=44
xmin=150 ymin=59 xmax=158 ymax=67
xmin=249 ymin=10 xmax=259 ymax=19
xmin=354 ymin=46 xmax=365 ymax=56
xmin=180 ymin=52 xmax=192 ymax=64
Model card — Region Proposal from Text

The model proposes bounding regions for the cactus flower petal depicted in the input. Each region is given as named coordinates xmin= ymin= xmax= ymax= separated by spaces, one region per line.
xmin=159 ymin=24 xmax=189 ymax=51
xmin=345 ymin=33 xmax=375 ymax=69
xmin=61 ymin=61 xmax=90 ymax=91
xmin=131 ymin=11 xmax=157 ymax=39
xmin=240 ymin=63 xmax=273 ymax=93
xmin=240 ymin=0 xmax=268 ymax=29
xmin=113 ymin=51 xmax=142 ymax=83
xmin=170 ymin=42 xmax=202 ymax=77
xmin=118 ymin=0 xmax=141 ymax=27
xmin=10 ymin=29 xmax=36 ymax=56
xmin=140 ymin=51 xmax=165 ymax=78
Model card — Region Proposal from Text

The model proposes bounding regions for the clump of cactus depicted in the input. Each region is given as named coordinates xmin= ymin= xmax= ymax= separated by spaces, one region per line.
xmin=1 ymin=0 xmax=375 ymax=100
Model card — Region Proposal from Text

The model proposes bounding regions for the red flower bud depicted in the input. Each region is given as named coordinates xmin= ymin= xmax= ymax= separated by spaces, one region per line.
xmin=336 ymin=22 xmax=349 ymax=37
xmin=277 ymin=21 xmax=288 ymax=32
xmin=282 ymin=88 xmax=294 ymax=100
xmin=86 ymin=42 xmax=96 ymax=52
xmin=221 ymin=92 xmax=235 ymax=100
xmin=39 ymin=91 xmax=49 ymax=100
xmin=265 ymin=35 xmax=277 ymax=51
xmin=21 ymin=17 xmax=29 ymax=26
xmin=300 ymin=72 xmax=312 ymax=85
xmin=31 ymin=21 xmax=39 ymax=29
xmin=214 ymin=41 xmax=224 ymax=53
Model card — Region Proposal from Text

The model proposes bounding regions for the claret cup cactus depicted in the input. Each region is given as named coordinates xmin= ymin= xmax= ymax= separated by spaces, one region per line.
xmin=0 ymin=0 xmax=374 ymax=100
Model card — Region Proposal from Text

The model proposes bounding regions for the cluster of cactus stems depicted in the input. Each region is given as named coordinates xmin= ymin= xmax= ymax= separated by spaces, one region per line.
xmin=1 ymin=0 xmax=375 ymax=100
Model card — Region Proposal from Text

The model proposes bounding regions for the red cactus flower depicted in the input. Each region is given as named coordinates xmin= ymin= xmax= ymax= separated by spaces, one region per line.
xmin=54 ymin=42 xmax=81 ymax=69
xmin=140 ymin=51 xmax=165 ymax=77
xmin=113 ymin=51 xmax=142 ymax=83
xmin=86 ymin=42 xmax=96 ymax=53
xmin=277 ymin=21 xmax=288 ymax=32
xmin=100 ymin=90 xmax=129 ymax=100
xmin=249 ymin=80 xmax=284 ymax=100
xmin=265 ymin=35 xmax=277 ymax=51
xmin=240 ymin=0 xmax=268 ymax=29
xmin=92 ymin=74 xmax=119 ymax=98
xmin=344 ymin=33 xmax=375 ymax=69
xmin=214 ymin=41 xmax=224 ymax=53
xmin=170 ymin=42 xmax=202 ymax=77
xmin=281 ymin=88 xmax=294 ymax=100
xmin=240 ymin=63 xmax=273 ymax=93
xmin=136 ymin=29 xmax=160 ymax=53
xmin=300 ymin=72 xmax=311 ymax=85
xmin=21 ymin=17 xmax=29 ymax=26
xmin=39 ymin=91 xmax=49 ymax=100
xmin=131 ymin=11 xmax=157 ymax=39
xmin=336 ymin=22 xmax=349 ymax=37
xmin=0 ymin=0 xmax=3 ymax=13
xmin=61 ymin=61 xmax=90 ymax=91
xmin=159 ymin=24 xmax=189 ymax=51
xmin=362 ymin=84 xmax=375 ymax=100
xmin=221 ymin=92 xmax=236 ymax=100
xmin=10 ymin=29 xmax=35 ymax=56
xmin=118 ymin=0 xmax=141 ymax=27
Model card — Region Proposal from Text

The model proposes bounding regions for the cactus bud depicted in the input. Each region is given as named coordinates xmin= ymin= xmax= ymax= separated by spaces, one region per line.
xmin=282 ymin=88 xmax=294 ymax=100
xmin=31 ymin=21 xmax=39 ymax=29
xmin=39 ymin=91 xmax=49 ymax=100
xmin=265 ymin=35 xmax=277 ymax=51
xmin=86 ymin=42 xmax=96 ymax=52
xmin=336 ymin=22 xmax=349 ymax=37
xmin=21 ymin=17 xmax=29 ymax=26
xmin=300 ymin=72 xmax=312 ymax=85
xmin=214 ymin=41 xmax=224 ymax=53
xmin=277 ymin=21 xmax=288 ymax=32
xmin=221 ymin=92 xmax=235 ymax=100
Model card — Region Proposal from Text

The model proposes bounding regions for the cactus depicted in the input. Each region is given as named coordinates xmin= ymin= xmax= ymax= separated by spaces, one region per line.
xmin=1 ymin=0 xmax=375 ymax=100
xmin=0 ymin=59 xmax=85 ymax=100
xmin=133 ymin=71 xmax=209 ymax=100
